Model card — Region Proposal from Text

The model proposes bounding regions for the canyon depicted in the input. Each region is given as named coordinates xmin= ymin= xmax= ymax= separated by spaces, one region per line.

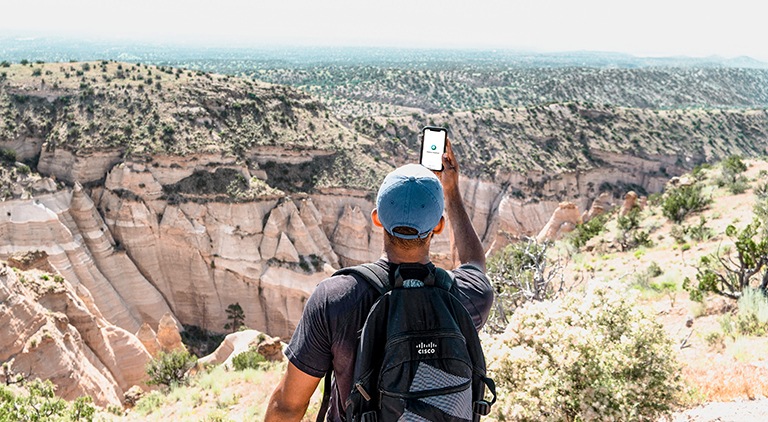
xmin=1 ymin=140 xmax=679 ymax=345
xmin=2 ymin=60 xmax=767 ymax=406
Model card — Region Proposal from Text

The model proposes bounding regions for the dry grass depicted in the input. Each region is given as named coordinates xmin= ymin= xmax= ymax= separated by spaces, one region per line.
xmin=97 ymin=362 xmax=322 ymax=422
xmin=683 ymin=357 xmax=768 ymax=401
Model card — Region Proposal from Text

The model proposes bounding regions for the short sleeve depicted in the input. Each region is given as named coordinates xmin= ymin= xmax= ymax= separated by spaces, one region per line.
xmin=451 ymin=264 xmax=494 ymax=331
xmin=284 ymin=282 xmax=334 ymax=378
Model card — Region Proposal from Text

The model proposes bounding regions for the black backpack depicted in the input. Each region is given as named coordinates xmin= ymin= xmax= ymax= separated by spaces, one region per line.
xmin=317 ymin=263 xmax=496 ymax=422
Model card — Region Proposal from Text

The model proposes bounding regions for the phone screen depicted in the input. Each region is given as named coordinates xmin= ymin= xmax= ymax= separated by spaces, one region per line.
xmin=420 ymin=127 xmax=447 ymax=171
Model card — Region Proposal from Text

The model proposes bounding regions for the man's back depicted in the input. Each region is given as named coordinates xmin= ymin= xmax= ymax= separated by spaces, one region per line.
xmin=285 ymin=260 xmax=493 ymax=421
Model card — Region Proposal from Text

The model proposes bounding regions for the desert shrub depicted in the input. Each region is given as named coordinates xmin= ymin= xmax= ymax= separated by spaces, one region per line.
xmin=733 ymin=288 xmax=768 ymax=336
xmin=632 ymin=262 xmax=665 ymax=289
xmin=486 ymin=238 xmax=567 ymax=332
xmin=231 ymin=347 xmax=267 ymax=371
xmin=569 ymin=214 xmax=607 ymax=249
xmin=621 ymin=229 xmax=653 ymax=251
xmin=717 ymin=155 xmax=748 ymax=194
xmin=691 ymin=163 xmax=712 ymax=181
xmin=647 ymin=261 xmax=663 ymax=277
xmin=0 ymin=379 xmax=95 ymax=421
xmin=0 ymin=148 xmax=17 ymax=163
xmin=685 ymin=217 xmax=714 ymax=242
xmin=146 ymin=350 xmax=198 ymax=387
xmin=704 ymin=330 xmax=725 ymax=350
xmin=17 ymin=164 xmax=31 ymax=175
xmin=670 ymin=216 xmax=714 ymax=244
xmin=487 ymin=286 xmax=684 ymax=421
xmin=684 ymin=219 xmax=768 ymax=301
xmin=662 ymin=184 xmax=711 ymax=224
xmin=617 ymin=206 xmax=641 ymax=231
xmin=755 ymin=181 xmax=768 ymax=200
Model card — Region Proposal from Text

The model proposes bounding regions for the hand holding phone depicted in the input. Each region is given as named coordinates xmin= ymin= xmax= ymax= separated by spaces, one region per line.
xmin=420 ymin=126 xmax=448 ymax=171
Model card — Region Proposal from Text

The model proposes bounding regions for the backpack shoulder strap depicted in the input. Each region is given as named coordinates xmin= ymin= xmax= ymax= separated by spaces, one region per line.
xmin=333 ymin=263 xmax=390 ymax=295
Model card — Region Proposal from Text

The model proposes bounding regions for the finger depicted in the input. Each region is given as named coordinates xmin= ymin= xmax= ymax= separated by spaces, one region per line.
xmin=443 ymin=137 xmax=457 ymax=170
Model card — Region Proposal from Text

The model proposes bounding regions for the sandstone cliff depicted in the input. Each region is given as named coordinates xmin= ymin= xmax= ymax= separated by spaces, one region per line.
xmin=1 ymin=145 xmax=682 ymax=343
xmin=0 ymin=264 xmax=151 ymax=407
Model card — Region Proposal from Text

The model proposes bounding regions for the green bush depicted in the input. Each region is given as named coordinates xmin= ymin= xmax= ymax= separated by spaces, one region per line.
xmin=617 ymin=206 xmax=641 ymax=231
xmin=673 ymin=218 xmax=714 ymax=244
xmin=632 ymin=262 xmax=666 ymax=290
xmin=684 ymin=219 xmax=768 ymax=301
xmin=146 ymin=349 xmax=198 ymax=387
xmin=231 ymin=347 xmax=268 ymax=371
xmin=487 ymin=286 xmax=684 ymax=421
xmin=662 ymin=184 xmax=711 ymax=223
xmin=691 ymin=163 xmax=711 ymax=181
xmin=647 ymin=261 xmax=664 ymax=278
xmin=717 ymin=155 xmax=748 ymax=194
xmin=734 ymin=288 xmax=768 ymax=336
xmin=133 ymin=390 xmax=165 ymax=416
xmin=569 ymin=214 xmax=607 ymax=249
xmin=621 ymin=229 xmax=653 ymax=251
xmin=0 ymin=148 xmax=17 ymax=163
xmin=0 ymin=379 xmax=95 ymax=421
xmin=755 ymin=181 xmax=768 ymax=200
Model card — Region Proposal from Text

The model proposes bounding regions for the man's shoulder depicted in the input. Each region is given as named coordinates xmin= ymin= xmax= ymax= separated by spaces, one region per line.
xmin=310 ymin=264 xmax=384 ymax=310
xmin=450 ymin=263 xmax=489 ymax=285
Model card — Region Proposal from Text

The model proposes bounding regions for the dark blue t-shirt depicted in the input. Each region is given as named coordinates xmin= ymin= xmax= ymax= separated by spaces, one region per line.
xmin=285 ymin=259 xmax=493 ymax=421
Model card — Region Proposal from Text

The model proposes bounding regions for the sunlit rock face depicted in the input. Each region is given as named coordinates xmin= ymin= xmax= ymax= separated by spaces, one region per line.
xmin=2 ymin=144 xmax=678 ymax=345
xmin=0 ymin=265 xmax=152 ymax=407
xmin=0 ymin=188 xmax=174 ymax=334
xmin=536 ymin=202 xmax=582 ymax=242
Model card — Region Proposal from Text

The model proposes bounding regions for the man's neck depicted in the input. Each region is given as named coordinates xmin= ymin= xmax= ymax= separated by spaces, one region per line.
xmin=380 ymin=249 xmax=431 ymax=265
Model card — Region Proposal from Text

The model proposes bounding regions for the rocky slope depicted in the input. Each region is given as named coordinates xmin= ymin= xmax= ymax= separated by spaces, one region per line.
xmin=0 ymin=260 xmax=152 ymax=407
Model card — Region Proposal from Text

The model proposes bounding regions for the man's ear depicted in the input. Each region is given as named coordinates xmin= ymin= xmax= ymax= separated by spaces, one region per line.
xmin=371 ymin=209 xmax=383 ymax=228
xmin=432 ymin=216 xmax=446 ymax=235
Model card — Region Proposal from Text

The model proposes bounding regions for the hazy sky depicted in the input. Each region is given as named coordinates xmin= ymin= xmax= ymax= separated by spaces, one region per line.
xmin=4 ymin=0 xmax=767 ymax=61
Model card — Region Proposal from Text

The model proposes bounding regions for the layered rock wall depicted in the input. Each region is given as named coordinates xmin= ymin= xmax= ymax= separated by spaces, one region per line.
xmin=0 ymin=265 xmax=152 ymax=407
xmin=2 ymin=146 xmax=680 ymax=343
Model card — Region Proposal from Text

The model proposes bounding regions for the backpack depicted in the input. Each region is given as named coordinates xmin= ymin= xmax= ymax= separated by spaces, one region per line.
xmin=317 ymin=262 xmax=496 ymax=422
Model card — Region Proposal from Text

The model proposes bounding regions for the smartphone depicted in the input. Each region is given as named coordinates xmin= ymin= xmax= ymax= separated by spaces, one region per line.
xmin=420 ymin=126 xmax=447 ymax=171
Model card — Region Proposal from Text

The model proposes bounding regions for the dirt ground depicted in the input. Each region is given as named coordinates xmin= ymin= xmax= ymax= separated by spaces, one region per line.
xmin=671 ymin=398 xmax=768 ymax=421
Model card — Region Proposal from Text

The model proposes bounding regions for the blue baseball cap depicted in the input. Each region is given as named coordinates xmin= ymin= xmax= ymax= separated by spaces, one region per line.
xmin=376 ymin=164 xmax=444 ymax=239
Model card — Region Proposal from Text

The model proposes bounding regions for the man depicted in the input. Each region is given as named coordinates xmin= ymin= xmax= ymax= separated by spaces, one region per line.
xmin=265 ymin=138 xmax=493 ymax=421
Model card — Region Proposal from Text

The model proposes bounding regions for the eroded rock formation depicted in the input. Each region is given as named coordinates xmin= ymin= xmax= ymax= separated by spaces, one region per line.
xmin=197 ymin=329 xmax=283 ymax=369
xmin=0 ymin=265 xmax=151 ymax=407
xmin=536 ymin=202 xmax=582 ymax=242
xmin=620 ymin=191 xmax=640 ymax=216
xmin=0 ymin=138 xmax=684 ymax=403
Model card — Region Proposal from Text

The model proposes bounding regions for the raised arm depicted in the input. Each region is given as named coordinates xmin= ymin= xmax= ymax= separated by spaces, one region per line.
xmin=436 ymin=138 xmax=486 ymax=272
